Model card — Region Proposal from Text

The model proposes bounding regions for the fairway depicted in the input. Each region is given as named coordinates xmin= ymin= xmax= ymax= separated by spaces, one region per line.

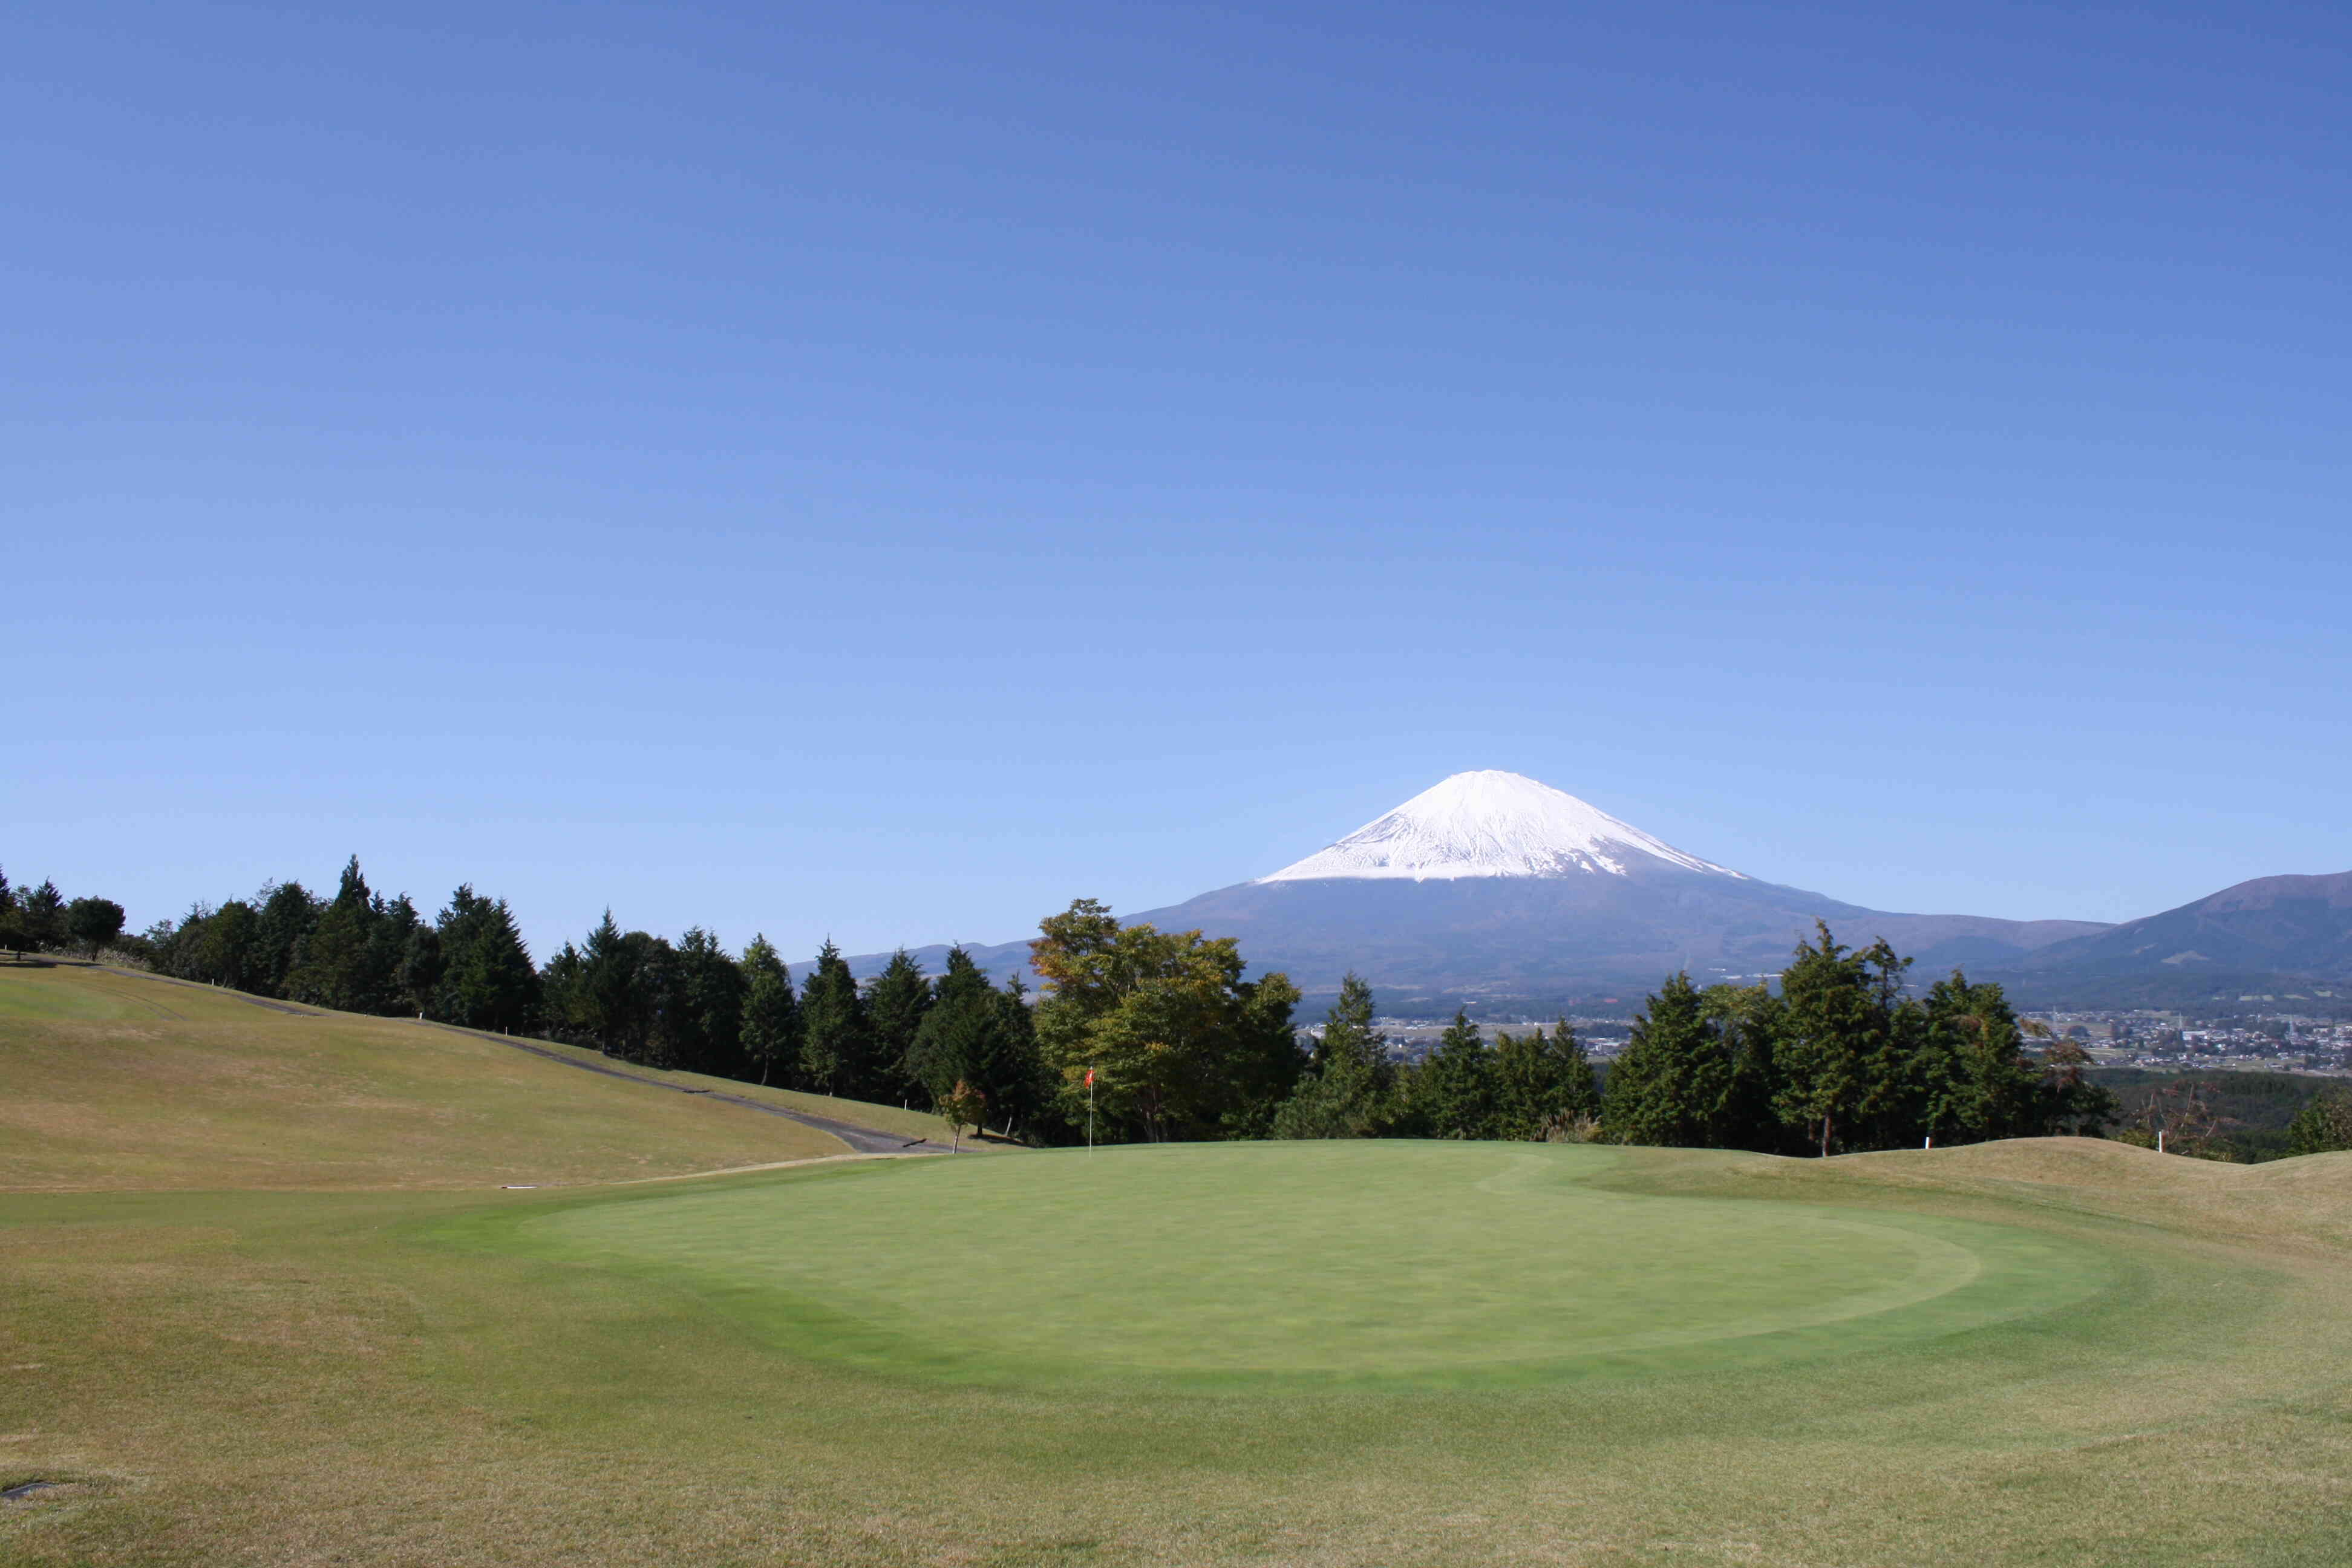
xmin=10 ymin=966 xmax=2352 ymax=1567
xmin=471 ymin=1142 xmax=2108 ymax=1383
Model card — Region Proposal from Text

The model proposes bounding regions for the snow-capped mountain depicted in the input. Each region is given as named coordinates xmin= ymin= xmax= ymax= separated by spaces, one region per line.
xmin=1258 ymin=770 xmax=1743 ymax=883
xmin=827 ymin=771 xmax=2109 ymax=1010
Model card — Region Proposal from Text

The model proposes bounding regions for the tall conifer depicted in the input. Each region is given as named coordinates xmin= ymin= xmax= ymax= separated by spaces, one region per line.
xmin=866 ymin=949 xmax=933 ymax=1100
xmin=799 ymin=940 xmax=872 ymax=1096
xmin=739 ymin=935 xmax=801 ymax=1087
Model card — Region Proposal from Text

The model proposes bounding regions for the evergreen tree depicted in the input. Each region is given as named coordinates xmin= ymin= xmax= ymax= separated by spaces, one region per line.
xmin=573 ymin=910 xmax=642 ymax=1056
xmin=1773 ymin=923 xmax=1915 ymax=1155
xmin=907 ymin=947 xmax=1000 ymax=1105
xmin=285 ymin=858 xmax=401 ymax=1013
xmin=671 ymin=926 xmax=746 ymax=1076
xmin=397 ymin=923 xmax=444 ymax=1016
xmin=147 ymin=902 xmax=209 ymax=980
xmin=21 ymin=880 xmax=65 ymax=952
xmin=1406 ymin=1009 xmax=1496 ymax=1139
xmin=738 ymin=935 xmax=801 ymax=1087
xmin=1493 ymin=1018 xmax=1599 ymax=1141
xmin=539 ymin=940 xmax=587 ymax=1039
xmin=1601 ymin=973 xmax=1730 ymax=1147
xmin=799 ymin=939 xmax=872 ymax=1096
xmin=1272 ymin=973 xmax=1396 ymax=1138
xmin=629 ymin=933 xmax=684 ymax=1067
xmin=433 ymin=887 xmax=540 ymax=1032
xmin=1218 ymin=969 xmax=1305 ymax=1138
xmin=250 ymin=881 xmax=318 ymax=998
xmin=1718 ymin=982 xmax=1795 ymax=1149
xmin=367 ymin=893 xmax=426 ymax=1014
xmin=988 ymin=973 xmax=1048 ymax=1140
xmin=866 ymin=949 xmax=934 ymax=1101
xmin=1916 ymin=972 xmax=2039 ymax=1144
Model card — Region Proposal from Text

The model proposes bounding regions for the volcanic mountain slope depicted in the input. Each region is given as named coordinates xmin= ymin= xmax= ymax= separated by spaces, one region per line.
xmin=835 ymin=771 xmax=2105 ymax=1006
xmin=2023 ymin=871 xmax=2352 ymax=981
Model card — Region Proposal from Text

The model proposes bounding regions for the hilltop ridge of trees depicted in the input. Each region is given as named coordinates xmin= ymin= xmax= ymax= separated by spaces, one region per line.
xmin=7 ymin=861 xmax=2129 ymax=1152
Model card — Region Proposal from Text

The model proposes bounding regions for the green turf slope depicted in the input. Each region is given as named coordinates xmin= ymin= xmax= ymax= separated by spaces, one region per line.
xmin=0 ymin=962 xmax=936 ymax=1189
xmin=7 ymin=963 xmax=2352 ymax=1567
xmin=452 ymin=1141 xmax=2111 ymax=1387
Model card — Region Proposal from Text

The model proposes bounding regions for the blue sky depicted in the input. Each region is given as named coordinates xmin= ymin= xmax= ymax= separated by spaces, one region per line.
xmin=8 ymin=0 xmax=2348 ymax=962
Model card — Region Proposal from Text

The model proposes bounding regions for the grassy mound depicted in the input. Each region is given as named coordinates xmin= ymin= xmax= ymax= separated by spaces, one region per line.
xmin=0 ymin=963 xmax=936 ymax=1189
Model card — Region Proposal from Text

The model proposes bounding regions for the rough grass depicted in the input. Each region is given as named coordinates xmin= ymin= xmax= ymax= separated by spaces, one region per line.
xmin=5 ymin=970 xmax=2351 ymax=1566
xmin=0 ymin=964 xmax=920 ymax=1189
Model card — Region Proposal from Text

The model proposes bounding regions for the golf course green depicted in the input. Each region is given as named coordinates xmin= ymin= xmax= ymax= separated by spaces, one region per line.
xmin=8 ymin=962 xmax=2352 ymax=1566
xmin=454 ymin=1141 xmax=2109 ymax=1385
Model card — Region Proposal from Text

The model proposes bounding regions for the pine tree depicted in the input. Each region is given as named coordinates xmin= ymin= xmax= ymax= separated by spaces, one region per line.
xmin=1917 ymin=972 xmax=2039 ymax=1143
xmin=21 ymin=880 xmax=65 ymax=952
xmin=1272 ymin=973 xmax=1396 ymax=1138
xmin=799 ymin=939 xmax=872 ymax=1096
xmin=434 ymin=889 xmax=540 ymax=1033
xmin=251 ymin=881 xmax=318 ymax=998
xmin=197 ymin=900 xmax=261 ymax=990
xmin=738 ymin=935 xmax=801 ymax=1087
xmin=673 ymin=927 xmax=746 ymax=1076
xmin=907 ymin=947 xmax=998 ymax=1105
xmin=1772 ymin=923 xmax=1916 ymax=1156
xmin=1407 ymin=1009 xmax=1496 ymax=1139
xmin=367 ymin=893 xmax=426 ymax=1015
xmin=866 ymin=949 xmax=933 ymax=1101
xmin=575 ymin=910 xmax=642 ymax=1056
xmin=1493 ymin=1019 xmax=1599 ymax=1141
xmin=1601 ymin=973 xmax=1728 ymax=1147
xmin=988 ymin=973 xmax=1048 ymax=1140
xmin=397 ymin=923 xmax=444 ymax=1016
xmin=286 ymin=858 xmax=399 ymax=1013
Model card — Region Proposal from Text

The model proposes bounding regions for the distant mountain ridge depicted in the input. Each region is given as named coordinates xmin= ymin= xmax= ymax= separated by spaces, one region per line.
xmin=2022 ymin=871 xmax=2352 ymax=981
xmin=818 ymin=771 xmax=2111 ymax=1009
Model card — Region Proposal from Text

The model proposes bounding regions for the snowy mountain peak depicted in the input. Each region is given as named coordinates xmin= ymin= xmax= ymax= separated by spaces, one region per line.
xmin=1257 ymin=770 xmax=1745 ymax=884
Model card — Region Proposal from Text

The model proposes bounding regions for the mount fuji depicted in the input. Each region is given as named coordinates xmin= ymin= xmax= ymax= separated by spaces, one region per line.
xmin=831 ymin=771 xmax=2108 ymax=1011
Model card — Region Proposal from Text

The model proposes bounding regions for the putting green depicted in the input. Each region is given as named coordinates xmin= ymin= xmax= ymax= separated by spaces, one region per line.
xmin=460 ymin=1140 xmax=2112 ymax=1387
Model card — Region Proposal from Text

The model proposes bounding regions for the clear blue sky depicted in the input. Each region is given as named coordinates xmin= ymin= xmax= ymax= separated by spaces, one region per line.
xmin=10 ymin=1 xmax=2348 ymax=962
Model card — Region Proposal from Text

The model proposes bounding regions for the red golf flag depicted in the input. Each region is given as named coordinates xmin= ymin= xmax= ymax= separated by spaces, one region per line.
xmin=1085 ymin=1068 xmax=1095 ymax=1085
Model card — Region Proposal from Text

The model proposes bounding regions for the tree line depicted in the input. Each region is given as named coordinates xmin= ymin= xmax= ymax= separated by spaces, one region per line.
xmin=0 ymin=868 xmax=125 ymax=960
xmin=10 ymin=858 xmax=2122 ymax=1154
xmin=1270 ymin=924 xmax=2114 ymax=1155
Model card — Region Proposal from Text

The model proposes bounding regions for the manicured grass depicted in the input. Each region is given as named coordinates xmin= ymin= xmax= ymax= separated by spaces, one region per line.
xmin=460 ymin=1142 xmax=2110 ymax=1387
xmin=6 ymin=966 xmax=2352 ymax=1566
